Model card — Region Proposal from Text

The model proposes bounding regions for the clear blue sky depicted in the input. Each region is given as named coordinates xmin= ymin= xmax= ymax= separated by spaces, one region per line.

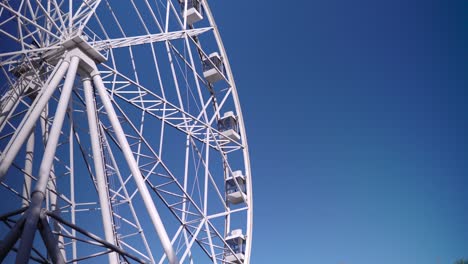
xmin=210 ymin=0 xmax=468 ymax=263
xmin=0 ymin=1 xmax=466 ymax=263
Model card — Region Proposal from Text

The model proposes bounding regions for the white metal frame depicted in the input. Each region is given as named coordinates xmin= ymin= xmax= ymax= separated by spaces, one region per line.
xmin=0 ymin=1 xmax=252 ymax=263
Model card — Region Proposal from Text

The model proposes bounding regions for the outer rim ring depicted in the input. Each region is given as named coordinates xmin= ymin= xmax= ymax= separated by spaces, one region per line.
xmin=203 ymin=1 xmax=254 ymax=263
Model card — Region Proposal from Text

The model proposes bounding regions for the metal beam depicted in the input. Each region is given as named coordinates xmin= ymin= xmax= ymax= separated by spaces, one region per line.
xmin=22 ymin=132 xmax=34 ymax=207
xmin=91 ymin=27 xmax=211 ymax=50
xmin=0 ymin=57 xmax=70 ymax=182
xmin=92 ymin=72 xmax=179 ymax=264
xmin=46 ymin=211 xmax=146 ymax=263
xmin=15 ymin=56 xmax=79 ymax=264
xmin=38 ymin=212 xmax=65 ymax=264
xmin=83 ymin=77 xmax=119 ymax=263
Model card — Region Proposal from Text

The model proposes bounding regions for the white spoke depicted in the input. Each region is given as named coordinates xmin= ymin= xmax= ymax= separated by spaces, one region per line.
xmin=92 ymin=27 xmax=212 ymax=50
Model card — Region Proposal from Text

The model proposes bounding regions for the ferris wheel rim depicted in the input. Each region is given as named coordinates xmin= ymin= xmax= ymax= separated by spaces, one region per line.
xmin=201 ymin=2 xmax=254 ymax=262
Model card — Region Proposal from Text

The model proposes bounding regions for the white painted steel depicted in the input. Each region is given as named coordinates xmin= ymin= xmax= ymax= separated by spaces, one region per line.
xmin=0 ymin=58 xmax=70 ymax=182
xmin=92 ymin=72 xmax=178 ymax=264
xmin=83 ymin=77 xmax=119 ymax=264
xmin=21 ymin=132 xmax=34 ymax=208
xmin=0 ymin=1 xmax=252 ymax=263
xmin=15 ymin=56 xmax=79 ymax=263
xmin=203 ymin=2 xmax=254 ymax=262
xmin=34 ymin=56 xmax=79 ymax=194
xmin=0 ymin=77 xmax=29 ymax=132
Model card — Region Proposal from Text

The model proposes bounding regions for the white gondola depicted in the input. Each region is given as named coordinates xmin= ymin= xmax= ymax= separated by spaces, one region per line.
xmin=181 ymin=0 xmax=203 ymax=25
xmin=226 ymin=170 xmax=246 ymax=204
xmin=218 ymin=111 xmax=240 ymax=141
xmin=224 ymin=229 xmax=246 ymax=263
xmin=203 ymin=52 xmax=225 ymax=83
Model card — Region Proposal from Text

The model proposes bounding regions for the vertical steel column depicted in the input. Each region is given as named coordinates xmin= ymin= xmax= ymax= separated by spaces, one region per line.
xmin=39 ymin=100 xmax=67 ymax=259
xmin=92 ymin=72 xmax=179 ymax=264
xmin=22 ymin=132 xmax=35 ymax=207
xmin=15 ymin=56 xmax=80 ymax=264
xmin=68 ymin=97 xmax=77 ymax=264
xmin=83 ymin=77 xmax=119 ymax=263
xmin=38 ymin=213 xmax=65 ymax=264
xmin=0 ymin=58 xmax=70 ymax=182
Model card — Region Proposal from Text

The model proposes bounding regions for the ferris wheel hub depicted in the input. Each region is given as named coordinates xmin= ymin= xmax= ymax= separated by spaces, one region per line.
xmin=62 ymin=35 xmax=106 ymax=64
xmin=41 ymin=34 xmax=106 ymax=74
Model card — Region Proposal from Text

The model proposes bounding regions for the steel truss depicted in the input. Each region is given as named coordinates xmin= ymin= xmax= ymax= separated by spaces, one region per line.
xmin=0 ymin=1 xmax=252 ymax=264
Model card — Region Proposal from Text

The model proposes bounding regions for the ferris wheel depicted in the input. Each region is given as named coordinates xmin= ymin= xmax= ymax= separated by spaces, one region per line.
xmin=0 ymin=1 xmax=252 ymax=263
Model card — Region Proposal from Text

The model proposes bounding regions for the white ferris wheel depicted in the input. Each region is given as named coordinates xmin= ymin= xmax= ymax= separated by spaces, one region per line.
xmin=0 ymin=1 xmax=252 ymax=263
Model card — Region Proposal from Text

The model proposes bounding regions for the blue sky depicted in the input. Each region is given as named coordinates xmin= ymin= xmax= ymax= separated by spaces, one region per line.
xmin=210 ymin=0 xmax=468 ymax=263
xmin=0 ymin=1 xmax=466 ymax=263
